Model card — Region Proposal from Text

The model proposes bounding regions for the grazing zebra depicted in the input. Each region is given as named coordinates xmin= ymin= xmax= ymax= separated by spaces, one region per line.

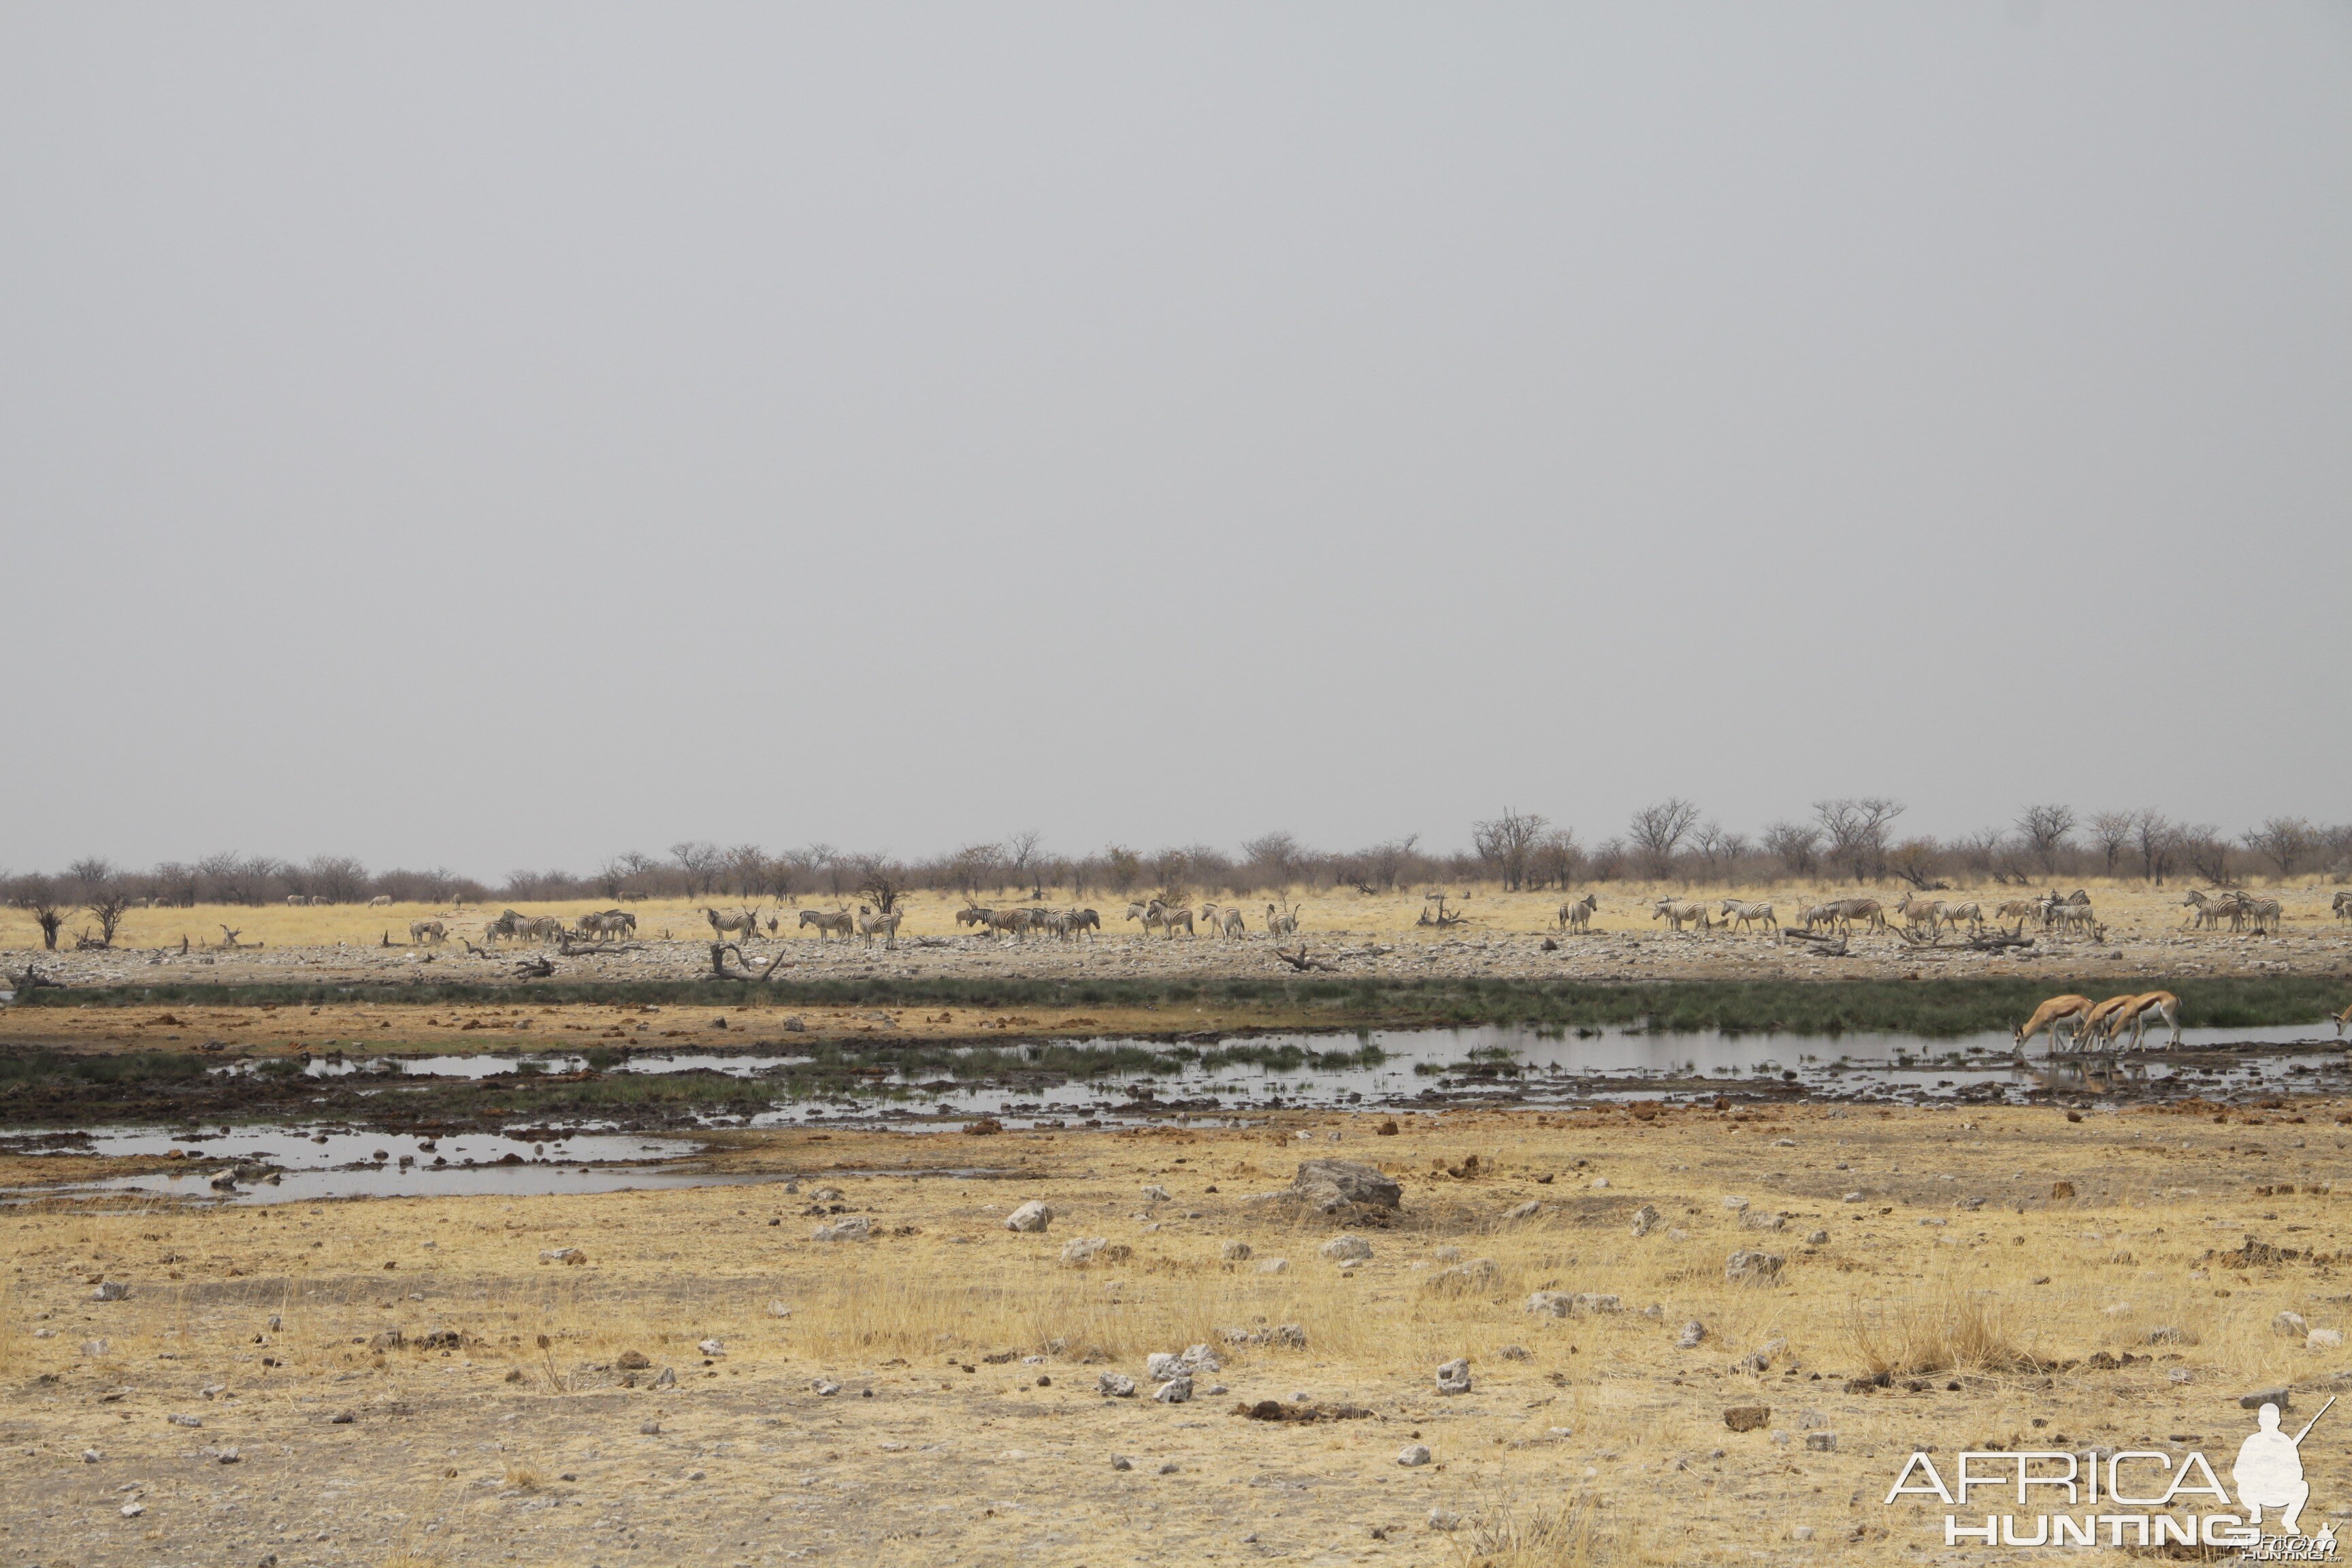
xmin=1556 ymin=893 xmax=1598 ymax=933
xmin=2182 ymin=889 xmax=2242 ymax=930
xmin=2048 ymin=902 xmax=2101 ymax=941
xmin=2334 ymin=891 xmax=2352 ymax=924
xmin=483 ymin=909 xmax=526 ymax=943
xmin=1797 ymin=903 xmax=1838 ymax=933
xmin=578 ymin=910 xmax=632 ymax=942
xmin=1264 ymin=902 xmax=1299 ymax=936
xmin=2013 ymin=994 xmax=2094 ymax=1055
xmin=704 ymin=907 xmax=759 ymax=941
xmin=1940 ymin=901 xmax=1984 ymax=936
xmin=1650 ymin=898 xmax=1711 ymax=932
xmin=1995 ymin=898 xmax=2040 ymax=926
xmin=977 ymin=909 xmax=1032 ymax=941
xmin=1158 ymin=902 xmax=1194 ymax=938
xmin=409 ymin=919 xmax=447 ymax=945
xmin=1717 ymin=899 xmax=1776 ymax=934
xmin=799 ymin=907 xmax=854 ymax=940
xmin=1200 ymin=902 xmax=1245 ymax=939
xmin=855 ymin=905 xmax=903 ymax=949
xmin=1826 ymin=898 xmax=1886 ymax=934
xmin=1892 ymin=893 xmax=1944 ymax=936
xmin=1070 ymin=908 xmax=1100 ymax=939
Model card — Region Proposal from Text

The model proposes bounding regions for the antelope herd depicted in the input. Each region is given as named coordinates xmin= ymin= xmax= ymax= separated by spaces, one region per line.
xmin=2012 ymin=990 xmax=2184 ymax=1054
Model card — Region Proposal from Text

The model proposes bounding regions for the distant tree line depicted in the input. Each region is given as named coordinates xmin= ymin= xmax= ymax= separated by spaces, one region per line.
xmin=7 ymin=804 xmax=2347 ymax=951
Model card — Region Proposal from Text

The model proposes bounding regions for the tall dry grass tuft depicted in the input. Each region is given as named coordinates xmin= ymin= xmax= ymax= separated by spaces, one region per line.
xmin=1846 ymin=1278 xmax=2040 ymax=1378
xmin=1451 ymin=1488 xmax=1620 ymax=1568
xmin=0 ymin=1278 xmax=25 ymax=1379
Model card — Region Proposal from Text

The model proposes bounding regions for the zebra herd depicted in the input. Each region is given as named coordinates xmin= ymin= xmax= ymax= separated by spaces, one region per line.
xmin=2182 ymin=888 xmax=2288 ymax=934
xmin=1113 ymin=898 xmax=1301 ymax=940
xmin=399 ymin=907 xmax=639 ymax=946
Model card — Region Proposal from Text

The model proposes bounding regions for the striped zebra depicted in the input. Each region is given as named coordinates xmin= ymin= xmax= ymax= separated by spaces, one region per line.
xmin=798 ymin=907 xmax=854 ymax=940
xmin=2334 ymin=891 xmax=2352 ymax=924
xmin=1940 ymin=901 xmax=1983 ymax=936
xmin=2048 ymin=902 xmax=2101 ymax=941
xmin=1556 ymin=893 xmax=1597 ymax=933
xmin=1717 ymin=899 xmax=1776 ymax=934
xmin=1650 ymin=898 xmax=1712 ymax=933
xmin=1892 ymin=893 xmax=1944 ymax=936
xmin=1826 ymin=898 xmax=1886 ymax=935
xmin=2238 ymin=896 xmax=2283 ymax=935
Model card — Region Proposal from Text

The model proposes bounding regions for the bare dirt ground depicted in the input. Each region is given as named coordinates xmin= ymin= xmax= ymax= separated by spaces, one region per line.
xmin=6 ymin=879 xmax=2349 ymax=996
xmin=5 ymin=1103 xmax=2351 ymax=1567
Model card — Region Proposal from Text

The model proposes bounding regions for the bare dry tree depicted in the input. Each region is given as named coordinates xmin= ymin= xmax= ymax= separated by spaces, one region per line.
xmin=2244 ymin=817 xmax=2315 ymax=880
xmin=1472 ymin=808 xmax=1547 ymax=891
xmin=855 ymin=857 xmax=910 ymax=915
xmin=2014 ymin=804 xmax=2076 ymax=876
xmin=1628 ymin=799 xmax=1701 ymax=879
xmin=1814 ymin=798 xmax=1904 ymax=883
xmin=1003 ymin=830 xmax=1045 ymax=898
xmin=10 ymin=875 xmax=67 ymax=951
xmin=2087 ymin=811 xmax=2137 ymax=877
xmin=1761 ymin=821 xmax=1819 ymax=879
xmin=2132 ymin=811 xmax=2177 ymax=885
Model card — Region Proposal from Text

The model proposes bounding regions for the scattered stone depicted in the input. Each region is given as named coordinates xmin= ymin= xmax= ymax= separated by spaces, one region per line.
xmin=2051 ymin=1181 xmax=2076 ymax=1200
xmin=1320 ymin=1235 xmax=1374 ymax=1263
xmin=1805 ymin=1230 xmax=1829 ymax=1246
xmin=167 ymin=1413 xmax=202 ymax=1428
xmin=1396 ymin=1443 xmax=1431 ymax=1467
xmin=82 ymin=1448 xmax=101 ymax=1463
xmin=1156 ymin=1461 xmax=1181 ymax=1474
xmin=617 ymin=1351 xmax=651 ymax=1370
xmin=1220 ymin=1240 xmax=1252 ymax=1261
xmin=2239 ymin=1387 xmax=2292 ymax=1411
xmin=1003 ymin=1200 xmax=1054 ymax=1233
xmin=1428 ymin=1507 xmax=1461 ymax=1530
xmin=1256 ymin=1258 xmax=1288 ymax=1275
xmin=121 ymin=1502 xmax=145 ymax=1518
xmin=1153 ymin=1375 xmax=1193 ymax=1404
xmin=812 ymin=1379 xmax=842 ymax=1396
xmin=1723 ymin=1405 xmax=1770 ymax=1433
xmin=2143 ymin=1326 xmax=2198 ymax=1345
xmin=2276 ymin=1311 xmax=2311 ymax=1338
xmin=1629 ymin=1204 xmax=1662 ymax=1237
xmin=1429 ymin=1258 xmax=1499 ymax=1293
xmin=1289 ymin=1159 xmax=1402 ymax=1214
xmin=92 ymin=1281 xmax=130 ymax=1303
xmin=1725 ymin=1251 xmax=1785 ymax=1286
xmin=1098 ymin=1373 xmax=1137 ymax=1398
xmin=1740 ymin=1210 xmax=1787 ymax=1232
xmin=1841 ymin=1192 xmax=1865 ymax=1203
xmin=1805 ymin=1433 xmax=1837 ymax=1452
xmin=539 ymin=1247 xmax=587 ymax=1265
xmin=1571 ymin=1293 xmax=1622 ymax=1316
xmin=2311 ymin=1330 xmax=2346 ymax=1351
xmin=1060 ymin=1237 xmax=1131 ymax=1265
xmin=1722 ymin=1196 xmax=1749 ymax=1211
xmin=652 ymin=1368 xmax=676 ymax=1390
xmin=1793 ymin=1524 xmax=1816 ymax=1541
xmin=697 ymin=1339 xmax=724 ymax=1356
xmin=1495 ymin=1343 xmax=1532 ymax=1361
xmin=1435 ymin=1358 xmax=1472 ymax=1395
xmin=1503 ymin=1200 xmax=1541 ymax=1221
xmin=1110 ymin=1454 xmax=1132 ymax=1471
xmin=813 ymin=1216 xmax=874 ymax=1242
xmin=210 ymin=1445 xmax=242 ymax=1464
xmin=81 ymin=1339 xmax=108 ymax=1358
xmin=1141 ymin=1186 xmax=1171 ymax=1202
xmin=640 ymin=1420 xmax=662 ymax=1435
xmin=329 ymin=1409 xmax=355 ymax=1424
xmin=1678 ymin=1321 xmax=1708 ymax=1349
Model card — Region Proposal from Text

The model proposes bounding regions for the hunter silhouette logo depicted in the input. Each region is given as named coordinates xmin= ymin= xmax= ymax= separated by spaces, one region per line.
xmin=1884 ymin=1394 xmax=2337 ymax=1553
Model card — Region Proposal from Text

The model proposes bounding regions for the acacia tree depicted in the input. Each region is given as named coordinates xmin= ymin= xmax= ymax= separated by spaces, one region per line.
xmin=1628 ymin=800 xmax=1701 ymax=879
xmin=1472 ymin=808 xmax=1547 ymax=892
xmin=11 ymin=875 xmax=66 ymax=950
xmin=1241 ymin=831 xmax=1305 ymax=892
xmin=80 ymin=875 xmax=133 ymax=949
xmin=670 ymin=842 xmax=723 ymax=899
xmin=1814 ymin=798 xmax=1904 ymax=883
xmin=2244 ymin=817 xmax=2315 ymax=880
xmin=1761 ymin=821 xmax=1819 ymax=879
xmin=2014 ymin=804 xmax=2076 ymax=876
xmin=2087 ymin=812 xmax=2137 ymax=877
xmin=2133 ymin=812 xmax=2177 ymax=885
xmin=1532 ymin=829 xmax=1582 ymax=891
xmin=854 ymin=855 xmax=909 ymax=915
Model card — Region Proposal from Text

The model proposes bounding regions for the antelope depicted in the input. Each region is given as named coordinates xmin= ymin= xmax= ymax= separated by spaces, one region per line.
xmin=2103 ymin=990 xmax=2183 ymax=1051
xmin=1940 ymin=901 xmax=1983 ymax=936
xmin=798 ymin=907 xmax=854 ymax=940
xmin=2078 ymin=994 xmax=2140 ymax=1050
xmin=1650 ymin=898 xmax=1712 ymax=933
xmin=409 ymin=919 xmax=447 ymax=945
xmin=855 ymin=905 xmax=903 ymax=949
xmin=368 ymin=894 xmax=392 ymax=908
xmin=2014 ymin=994 xmax=2094 ymax=1055
xmin=1557 ymin=893 xmax=1598 ymax=933
xmin=2334 ymin=1001 xmax=2352 ymax=1041
xmin=1718 ymin=899 xmax=1776 ymax=934
xmin=1892 ymin=892 xmax=1944 ymax=936
xmin=704 ymin=907 xmax=759 ymax=940
xmin=1826 ymin=897 xmax=1886 ymax=934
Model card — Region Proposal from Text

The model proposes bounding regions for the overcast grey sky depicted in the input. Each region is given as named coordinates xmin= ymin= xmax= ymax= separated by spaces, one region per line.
xmin=3 ymin=3 xmax=2346 ymax=878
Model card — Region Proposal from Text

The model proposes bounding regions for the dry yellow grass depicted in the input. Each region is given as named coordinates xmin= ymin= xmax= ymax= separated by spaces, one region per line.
xmin=5 ymin=872 xmax=2345 ymax=953
xmin=3 ymin=1102 xmax=2345 ymax=1563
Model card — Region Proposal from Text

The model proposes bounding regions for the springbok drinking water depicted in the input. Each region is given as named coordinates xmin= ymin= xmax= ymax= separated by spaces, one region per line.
xmin=2013 ymin=994 xmax=2094 ymax=1055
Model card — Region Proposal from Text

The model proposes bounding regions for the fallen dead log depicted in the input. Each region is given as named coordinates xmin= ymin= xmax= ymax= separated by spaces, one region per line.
xmin=511 ymin=956 xmax=557 ymax=979
xmin=1273 ymin=945 xmax=1340 ymax=973
xmin=707 ymin=941 xmax=791 ymax=981
xmin=1778 ymin=930 xmax=1850 ymax=958
xmin=1965 ymin=932 xmax=2037 ymax=952
xmin=559 ymin=939 xmax=648 ymax=958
